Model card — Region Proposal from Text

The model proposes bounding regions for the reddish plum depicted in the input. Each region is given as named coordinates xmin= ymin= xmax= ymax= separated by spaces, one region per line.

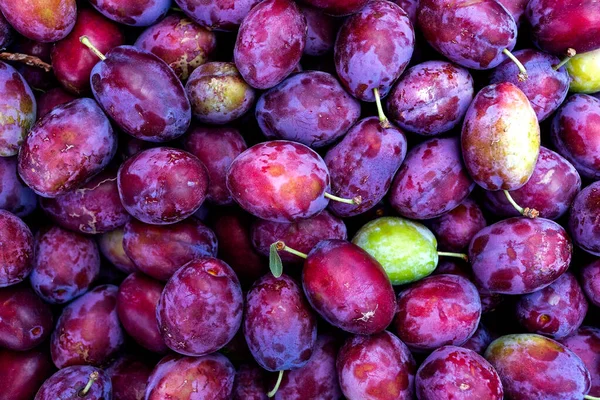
xmin=569 ymin=181 xmax=600 ymax=256
xmin=0 ymin=0 xmax=76 ymax=42
xmin=429 ymin=198 xmax=487 ymax=252
xmin=35 ymin=365 xmax=111 ymax=400
xmin=560 ymin=326 xmax=600 ymax=397
xmin=300 ymin=6 xmax=338 ymax=56
xmin=233 ymin=364 xmax=268 ymax=400
xmin=174 ymin=0 xmax=264 ymax=31
xmin=0 ymin=348 xmax=53 ymax=400
xmin=88 ymin=0 xmax=169 ymax=26
xmin=581 ymin=260 xmax=600 ymax=307
xmin=105 ymin=355 xmax=154 ymax=400
xmin=0 ymin=210 xmax=33 ymax=287
xmin=0 ymin=157 xmax=37 ymax=217
xmin=36 ymin=88 xmax=77 ymax=119
xmin=97 ymin=228 xmax=137 ymax=274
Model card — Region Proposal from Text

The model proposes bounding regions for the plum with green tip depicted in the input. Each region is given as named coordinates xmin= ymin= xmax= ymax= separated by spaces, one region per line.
xmin=566 ymin=48 xmax=600 ymax=94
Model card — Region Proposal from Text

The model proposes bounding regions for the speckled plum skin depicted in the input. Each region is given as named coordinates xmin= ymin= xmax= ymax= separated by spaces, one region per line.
xmin=560 ymin=326 xmax=600 ymax=397
xmin=174 ymin=0 xmax=264 ymax=31
xmin=234 ymin=0 xmax=307 ymax=89
xmin=324 ymin=117 xmax=406 ymax=217
xmin=551 ymin=94 xmax=600 ymax=179
xmin=157 ymin=257 xmax=243 ymax=356
xmin=117 ymin=147 xmax=209 ymax=225
xmin=0 ymin=62 xmax=36 ymax=157
xmin=0 ymin=211 xmax=33 ymax=287
xmin=88 ymin=0 xmax=170 ymax=26
xmin=569 ymin=181 xmax=600 ymax=256
xmin=98 ymin=228 xmax=137 ymax=274
xmin=387 ymin=61 xmax=474 ymax=136
xmin=233 ymin=364 xmax=268 ymax=400
xmin=0 ymin=157 xmax=36 ymax=217
xmin=335 ymin=1 xmax=414 ymax=102
xmin=490 ymin=49 xmax=570 ymax=122
xmin=227 ymin=141 xmax=330 ymax=222
xmin=302 ymin=0 xmax=369 ymax=16
xmin=51 ymin=284 xmax=125 ymax=368
xmin=135 ymin=14 xmax=216 ymax=81
xmin=303 ymin=240 xmax=396 ymax=334
xmin=393 ymin=274 xmax=481 ymax=352
xmin=90 ymin=46 xmax=191 ymax=142
xmin=0 ymin=0 xmax=76 ymax=42
xmin=462 ymin=83 xmax=540 ymax=191
xmin=183 ymin=126 xmax=247 ymax=205
xmin=429 ymin=198 xmax=487 ymax=252
xmin=244 ymin=274 xmax=317 ymax=371
xmin=516 ymin=272 xmax=588 ymax=339
xmin=18 ymin=98 xmax=117 ymax=198
xmin=337 ymin=331 xmax=415 ymax=400
xmin=416 ymin=346 xmax=503 ymax=400
xmin=418 ymin=0 xmax=517 ymax=70
xmin=105 ymin=355 xmax=153 ymax=400
xmin=31 ymin=226 xmax=100 ymax=304
xmin=0 ymin=284 xmax=53 ymax=351
xmin=485 ymin=334 xmax=592 ymax=400
xmin=252 ymin=210 xmax=346 ymax=264
xmin=470 ymin=217 xmax=572 ymax=295
xmin=36 ymin=88 xmax=77 ymax=119
xmin=256 ymin=71 xmax=360 ymax=148
xmin=117 ymin=272 xmax=167 ymax=353
xmin=526 ymin=0 xmax=600 ymax=55
xmin=483 ymin=147 xmax=581 ymax=220
xmin=300 ymin=5 xmax=338 ymax=56
xmin=462 ymin=323 xmax=496 ymax=355
xmin=51 ymin=8 xmax=125 ymax=95
xmin=145 ymin=354 xmax=235 ymax=400
xmin=123 ymin=218 xmax=217 ymax=281
xmin=35 ymin=366 xmax=111 ymax=400
xmin=390 ymin=137 xmax=474 ymax=220
xmin=0 ymin=348 xmax=53 ymax=400
xmin=581 ymin=260 xmax=600 ymax=307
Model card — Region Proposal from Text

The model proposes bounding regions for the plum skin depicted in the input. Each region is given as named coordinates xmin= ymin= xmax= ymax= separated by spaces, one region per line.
xmin=559 ymin=326 xmax=600 ymax=397
xmin=0 ymin=210 xmax=34 ymax=287
xmin=0 ymin=157 xmax=37 ymax=217
xmin=569 ymin=180 xmax=600 ymax=256
xmin=0 ymin=348 xmax=54 ymax=400
xmin=34 ymin=365 xmax=111 ymax=400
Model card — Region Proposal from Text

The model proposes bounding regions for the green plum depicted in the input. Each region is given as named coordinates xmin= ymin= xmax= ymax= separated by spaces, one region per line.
xmin=566 ymin=48 xmax=600 ymax=94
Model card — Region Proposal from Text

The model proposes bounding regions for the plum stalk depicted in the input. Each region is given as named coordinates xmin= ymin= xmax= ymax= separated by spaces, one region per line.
xmin=78 ymin=371 xmax=99 ymax=397
xmin=373 ymin=88 xmax=391 ymax=128
xmin=584 ymin=395 xmax=600 ymax=400
xmin=503 ymin=190 xmax=539 ymax=219
xmin=269 ymin=241 xmax=308 ymax=277
xmin=553 ymin=48 xmax=576 ymax=70
xmin=267 ymin=370 xmax=285 ymax=398
xmin=79 ymin=36 xmax=106 ymax=61
xmin=324 ymin=192 xmax=362 ymax=205
xmin=502 ymin=49 xmax=528 ymax=81
xmin=438 ymin=251 xmax=469 ymax=262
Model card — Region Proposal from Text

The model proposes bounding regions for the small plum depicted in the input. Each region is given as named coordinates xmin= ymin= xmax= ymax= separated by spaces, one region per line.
xmin=461 ymin=323 xmax=497 ymax=355
xmin=35 ymin=366 xmax=111 ymax=400
xmin=566 ymin=48 xmax=600 ymax=94
xmin=300 ymin=6 xmax=338 ymax=56
xmin=97 ymin=228 xmax=137 ymax=274
xmin=0 ymin=0 xmax=76 ymax=42
xmin=105 ymin=355 xmax=154 ymax=400
xmin=0 ymin=210 xmax=34 ymax=287
xmin=429 ymin=198 xmax=487 ymax=252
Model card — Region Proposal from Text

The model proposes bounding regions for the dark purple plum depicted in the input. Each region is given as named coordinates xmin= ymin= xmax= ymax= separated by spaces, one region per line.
xmin=105 ymin=355 xmax=153 ymax=400
xmin=144 ymin=354 xmax=235 ymax=399
xmin=485 ymin=334 xmax=592 ymax=400
xmin=256 ymin=71 xmax=361 ymax=148
xmin=174 ymin=0 xmax=264 ymax=31
xmin=36 ymin=88 xmax=77 ymax=119
xmin=300 ymin=6 xmax=338 ymax=56
xmin=117 ymin=272 xmax=167 ymax=353
xmin=461 ymin=323 xmax=497 ymax=355
xmin=387 ymin=61 xmax=474 ymax=136
xmin=470 ymin=217 xmax=572 ymax=295
xmin=51 ymin=284 xmax=125 ymax=368
xmin=0 ymin=210 xmax=33 ymax=287
xmin=416 ymin=346 xmax=503 ymax=400
xmin=483 ymin=147 xmax=581 ymax=220
xmin=0 ymin=284 xmax=53 ymax=351
xmin=157 ymin=257 xmax=243 ymax=356
xmin=0 ymin=13 xmax=13 ymax=48
xmin=302 ymin=0 xmax=369 ymax=16
xmin=123 ymin=217 xmax=217 ymax=281
xmin=98 ymin=228 xmax=137 ymax=274
xmin=560 ymin=326 xmax=600 ymax=397
xmin=581 ymin=260 xmax=600 ymax=307
xmin=337 ymin=331 xmax=415 ymax=400
xmin=429 ymin=198 xmax=487 ymax=252
xmin=0 ymin=348 xmax=53 ymax=400
xmin=0 ymin=157 xmax=37 ymax=217
xmin=233 ymin=364 xmax=268 ymax=400
xmin=18 ymin=98 xmax=117 ymax=198
xmin=334 ymin=1 xmax=414 ymax=102
xmin=88 ymin=0 xmax=169 ymax=26
xmin=390 ymin=137 xmax=475 ymax=220
xmin=134 ymin=14 xmax=217 ymax=81
xmin=0 ymin=0 xmax=76 ymax=42
xmin=498 ymin=0 xmax=528 ymax=25
xmin=31 ymin=226 xmax=100 ymax=304
xmin=35 ymin=365 xmax=111 ymax=400
xmin=117 ymin=147 xmax=208 ymax=225
xmin=569 ymin=180 xmax=600 ymax=256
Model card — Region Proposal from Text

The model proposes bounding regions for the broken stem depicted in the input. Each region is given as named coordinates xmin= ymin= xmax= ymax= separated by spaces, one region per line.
xmin=0 ymin=52 xmax=52 ymax=72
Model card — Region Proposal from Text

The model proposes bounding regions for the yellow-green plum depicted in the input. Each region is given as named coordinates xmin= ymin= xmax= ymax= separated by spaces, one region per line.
xmin=566 ymin=48 xmax=600 ymax=94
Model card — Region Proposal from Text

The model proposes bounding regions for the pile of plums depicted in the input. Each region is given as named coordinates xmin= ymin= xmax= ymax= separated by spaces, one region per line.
xmin=1 ymin=0 xmax=600 ymax=399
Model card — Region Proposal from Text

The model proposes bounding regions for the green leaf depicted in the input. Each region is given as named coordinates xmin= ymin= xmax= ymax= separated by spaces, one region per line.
xmin=269 ymin=242 xmax=283 ymax=278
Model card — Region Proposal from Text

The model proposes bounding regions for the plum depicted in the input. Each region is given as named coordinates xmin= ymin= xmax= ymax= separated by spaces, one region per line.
xmin=581 ymin=260 xmax=600 ymax=307
xmin=462 ymin=82 xmax=540 ymax=192
xmin=174 ymin=0 xmax=264 ymax=31
xmin=337 ymin=331 xmax=416 ymax=400
xmin=429 ymin=198 xmax=487 ymax=252
xmin=244 ymin=274 xmax=317 ymax=372
xmin=390 ymin=137 xmax=475 ymax=220
xmin=134 ymin=14 xmax=217 ymax=81
xmin=393 ymin=274 xmax=481 ymax=351
xmin=145 ymin=354 xmax=235 ymax=399
xmin=234 ymin=0 xmax=306 ymax=89
xmin=302 ymin=240 xmax=396 ymax=334
xmin=256 ymin=71 xmax=361 ymax=148
xmin=470 ymin=217 xmax=572 ymax=295
xmin=300 ymin=6 xmax=338 ymax=56
xmin=334 ymin=1 xmax=414 ymax=102
xmin=51 ymin=8 xmax=124 ymax=95
xmin=0 ymin=348 xmax=53 ymax=400
xmin=35 ymin=365 xmax=111 ymax=400
xmin=186 ymin=62 xmax=256 ymax=124
xmin=489 ymin=49 xmax=570 ymax=122
xmin=301 ymin=0 xmax=369 ymax=16
xmin=0 ymin=284 xmax=53 ymax=351
xmin=482 ymin=147 xmax=581 ymax=220
xmin=551 ymin=94 xmax=600 ymax=180
xmin=18 ymin=98 xmax=117 ymax=198
xmin=567 ymin=48 xmax=600 ymax=94
xmin=485 ymin=334 xmax=592 ymax=400
xmin=461 ymin=323 xmax=496 ymax=355
xmin=569 ymin=181 xmax=600 ymax=256
xmin=157 ymin=257 xmax=243 ymax=356
xmin=88 ymin=0 xmax=169 ymax=26
xmin=51 ymin=284 xmax=125 ymax=368
xmin=0 ymin=13 xmax=12 ymax=48
xmin=0 ymin=157 xmax=37 ymax=217
xmin=560 ymin=326 xmax=600 ymax=397
xmin=233 ymin=364 xmax=268 ymax=400
xmin=0 ymin=0 xmax=76 ymax=42
xmin=0 ymin=210 xmax=33 ymax=287
xmin=387 ymin=61 xmax=474 ymax=136
xmin=97 ymin=228 xmax=137 ymax=274
xmin=325 ymin=117 xmax=407 ymax=217
xmin=123 ymin=217 xmax=217 ymax=281
xmin=105 ymin=355 xmax=154 ymax=400
xmin=30 ymin=226 xmax=100 ymax=304
xmin=40 ymin=170 xmax=129 ymax=234
xmin=416 ymin=346 xmax=503 ymax=400
xmin=117 ymin=147 xmax=208 ymax=225
xmin=36 ymin=88 xmax=77 ymax=119
xmin=117 ymin=272 xmax=168 ymax=353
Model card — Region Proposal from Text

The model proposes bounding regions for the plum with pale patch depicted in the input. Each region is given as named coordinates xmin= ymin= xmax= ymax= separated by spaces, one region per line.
xmin=34 ymin=365 xmax=111 ymax=400
xmin=429 ymin=198 xmax=487 ymax=252
xmin=560 ymin=326 xmax=600 ymax=397
xmin=569 ymin=180 xmax=600 ymax=256
xmin=0 ymin=210 xmax=33 ymax=287
xmin=97 ymin=228 xmax=137 ymax=274
xmin=0 ymin=0 xmax=76 ymax=42
xmin=581 ymin=260 xmax=600 ymax=307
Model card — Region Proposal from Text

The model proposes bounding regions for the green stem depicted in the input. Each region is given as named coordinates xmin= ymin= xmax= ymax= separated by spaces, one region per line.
xmin=275 ymin=241 xmax=308 ymax=259
xmin=324 ymin=192 xmax=361 ymax=205
xmin=503 ymin=49 xmax=528 ymax=81
xmin=78 ymin=371 xmax=99 ymax=397
xmin=584 ymin=395 xmax=600 ymax=400
xmin=438 ymin=252 xmax=469 ymax=262
xmin=503 ymin=190 xmax=539 ymax=219
xmin=553 ymin=48 xmax=576 ymax=70
xmin=373 ymin=88 xmax=391 ymax=128
xmin=79 ymin=36 xmax=106 ymax=61
xmin=267 ymin=370 xmax=284 ymax=398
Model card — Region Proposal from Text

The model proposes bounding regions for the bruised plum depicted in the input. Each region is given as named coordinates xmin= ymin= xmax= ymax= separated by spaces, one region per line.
xmin=97 ymin=228 xmax=137 ymax=274
xmin=569 ymin=180 xmax=600 ymax=256
xmin=35 ymin=365 xmax=111 ymax=400
xmin=36 ymin=88 xmax=77 ymax=119
xmin=88 ymin=0 xmax=169 ymax=27
xmin=560 ymin=326 xmax=600 ymax=397
xmin=337 ymin=331 xmax=415 ymax=400
xmin=0 ymin=157 xmax=36 ymax=217
xmin=0 ymin=348 xmax=53 ymax=400
xmin=174 ymin=0 xmax=264 ymax=31
xmin=429 ymin=198 xmax=487 ymax=252
xmin=105 ymin=355 xmax=153 ymax=400
xmin=234 ymin=0 xmax=307 ymax=89
xmin=581 ymin=260 xmax=600 ymax=307
xmin=0 ymin=0 xmax=76 ymax=42
xmin=0 ymin=210 xmax=33 ymax=287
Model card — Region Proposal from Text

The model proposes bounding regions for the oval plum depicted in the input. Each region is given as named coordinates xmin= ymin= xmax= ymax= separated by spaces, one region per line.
xmin=174 ymin=0 xmax=264 ymax=31
xmin=97 ymin=228 xmax=137 ymax=274
xmin=560 ymin=326 xmax=600 ymax=397
xmin=88 ymin=0 xmax=169 ymax=27
xmin=35 ymin=365 xmax=111 ymax=400
xmin=300 ymin=5 xmax=338 ymax=56
xmin=0 ymin=210 xmax=34 ymax=287
xmin=0 ymin=0 xmax=76 ymax=43
xmin=105 ymin=354 xmax=153 ymax=400
xmin=429 ymin=198 xmax=487 ymax=252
